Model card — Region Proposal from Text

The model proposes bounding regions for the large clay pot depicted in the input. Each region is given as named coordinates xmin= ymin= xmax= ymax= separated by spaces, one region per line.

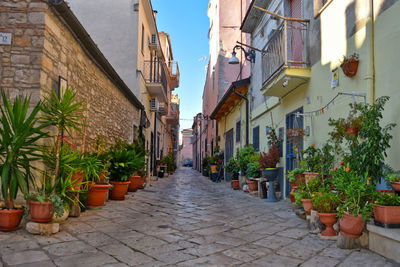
xmin=289 ymin=182 xmax=296 ymax=203
xmin=304 ymin=172 xmax=319 ymax=184
xmin=301 ymin=198 xmax=313 ymax=215
xmin=71 ymin=171 xmax=84 ymax=190
xmin=340 ymin=212 xmax=365 ymax=238
xmin=391 ymin=182 xmax=400 ymax=192
xmin=246 ymin=179 xmax=258 ymax=191
xmin=29 ymin=200 xmax=53 ymax=223
xmin=87 ymin=183 xmax=112 ymax=207
xmin=373 ymin=204 xmax=400 ymax=225
xmin=109 ymin=181 xmax=131 ymax=200
xmin=128 ymin=176 xmax=146 ymax=191
xmin=0 ymin=209 xmax=24 ymax=231
xmin=318 ymin=212 xmax=338 ymax=236
xmin=232 ymin=180 xmax=240 ymax=190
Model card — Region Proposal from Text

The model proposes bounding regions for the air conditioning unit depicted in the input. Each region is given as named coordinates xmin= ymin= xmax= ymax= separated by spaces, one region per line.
xmin=150 ymin=98 xmax=159 ymax=112
xmin=158 ymin=103 xmax=167 ymax=115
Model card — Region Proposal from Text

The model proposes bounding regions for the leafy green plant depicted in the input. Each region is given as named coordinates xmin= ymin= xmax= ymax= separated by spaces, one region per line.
xmin=0 ymin=91 xmax=48 ymax=209
xmin=345 ymin=96 xmax=396 ymax=184
xmin=161 ymin=152 xmax=177 ymax=172
xmin=288 ymin=168 xmax=305 ymax=183
xmin=303 ymin=144 xmax=322 ymax=172
xmin=41 ymin=87 xmax=85 ymax=187
xmin=312 ymin=191 xmax=341 ymax=213
xmin=202 ymin=157 xmax=210 ymax=170
xmin=225 ymin=158 xmax=240 ymax=180
xmin=375 ymin=194 xmax=400 ymax=206
xmin=237 ymin=146 xmax=259 ymax=173
xmin=294 ymin=177 xmax=322 ymax=205
xmin=386 ymin=173 xmax=400 ymax=183
xmin=328 ymin=103 xmax=362 ymax=144
xmin=246 ymin=161 xmax=261 ymax=178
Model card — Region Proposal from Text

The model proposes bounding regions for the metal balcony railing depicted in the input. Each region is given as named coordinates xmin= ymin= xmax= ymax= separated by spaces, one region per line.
xmin=262 ymin=20 xmax=310 ymax=85
xmin=143 ymin=60 xmax=167 ymax=96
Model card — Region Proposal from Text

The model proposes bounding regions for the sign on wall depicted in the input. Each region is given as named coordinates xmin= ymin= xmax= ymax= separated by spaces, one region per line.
xmin=331 ymin=68 xmax=339 ymax=88
xmin=0 ymin=32 xmax=12 ymax=45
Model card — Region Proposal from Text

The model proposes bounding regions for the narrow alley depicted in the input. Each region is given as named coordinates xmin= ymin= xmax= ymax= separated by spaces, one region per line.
xmin=0 ymin=168 xmax=395 ymax=267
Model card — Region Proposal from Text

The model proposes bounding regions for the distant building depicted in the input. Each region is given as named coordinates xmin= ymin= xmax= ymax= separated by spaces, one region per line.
xmin=179 ymin=129 xmax=193 ymax=166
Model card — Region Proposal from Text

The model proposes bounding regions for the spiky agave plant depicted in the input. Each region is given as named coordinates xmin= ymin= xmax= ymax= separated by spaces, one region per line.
xmin=0 ymin=91 xmax=48 ymax=209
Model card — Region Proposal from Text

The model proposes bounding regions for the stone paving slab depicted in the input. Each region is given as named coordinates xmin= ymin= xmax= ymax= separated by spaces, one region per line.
xmin=0 ymin=168 xmax=398 ymax=266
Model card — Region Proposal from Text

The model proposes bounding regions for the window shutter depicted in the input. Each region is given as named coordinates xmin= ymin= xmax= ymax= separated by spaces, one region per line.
xmin=253 ymin=126 xmax=260 ymax=151
xmin=236 ymin=121 xmax=241 ymax=143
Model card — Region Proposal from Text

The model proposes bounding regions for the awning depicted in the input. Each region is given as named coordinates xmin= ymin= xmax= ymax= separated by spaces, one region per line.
xmin=210 ymin=78 xmax=250 ymax=120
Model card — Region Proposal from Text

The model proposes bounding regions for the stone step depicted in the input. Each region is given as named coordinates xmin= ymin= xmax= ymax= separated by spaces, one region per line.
xmin=367 ymin=223 xmax=400 ymax=263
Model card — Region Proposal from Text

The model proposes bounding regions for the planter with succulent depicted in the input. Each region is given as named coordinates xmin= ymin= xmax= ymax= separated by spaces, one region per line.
xmin=225 ymin=158 xmax=240 ymax=190
xmin=386 ymin=173 xmax=400 ymax=192
xmin=246 ymin=161 xmax=260 ymax=192
xmin=312 ymin=189 xmax=341 ymax=236
xmin=340 ymin=53 xmax=359 ymax=77
xmin=0 ymin=92 xmax=48 ymax=231
xmin=373 ymin=193 xmax=400 ymax=226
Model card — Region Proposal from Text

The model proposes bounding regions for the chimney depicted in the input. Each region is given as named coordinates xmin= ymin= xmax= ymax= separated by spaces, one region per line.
xmin=153 ymin=10 xmax=158 ymax=21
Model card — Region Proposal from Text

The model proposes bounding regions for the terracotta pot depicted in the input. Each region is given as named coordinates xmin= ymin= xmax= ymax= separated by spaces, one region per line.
xmin=99 ymin=171 xmax=108 ymax=183
xmin=128 ymin=176 xmax=146 ymax=191
xmin=391 ymin=182 xmax=400 ymax=192
xmin=301 ymin=198 xmax=313 ymax=215
xmin=87 ymin=183 xmax=112 ymax=207
xmin=304 ymin=172 xmax=319 ymax=184
xmin=289 ymin=182 xmax=296 ymax=203
xmin=109 ymin=181 xmax=131 ymax=200
xmin=232 ymin=180 xmax=240 ymax=190
xmin=246 ymin=179 xmax=258 ymax=191
xmin=295 ymin=173 xmax=305 ymax=187
xmin=341 ymin=60 xmax=359 ymax=77
xmin=340 ymin=212 xmax=365 ymax=238
xmin=318 ymin=212 xmax=338 ymax=236
xmin=71 ymin=171 xmax=84 ymax=190
xmin=29 ymin=200 xmax=53 ymax=223
xmin=0 ymin=208 xmax=24 ymax=231
xmin=373 ymin=204 xmax=400 ymax=224
xmin=346 ymin=127 xmax=359 ymax=137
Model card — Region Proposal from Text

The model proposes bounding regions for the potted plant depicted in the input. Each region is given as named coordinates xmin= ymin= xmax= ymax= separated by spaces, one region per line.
xmin=340 ymin=53 xmax=359 ymax=77
xmin=295 ymin=177 xmax=322 ymax=215
xmin=329 ymin=104 xmax=362 ymax=140
xmin=312 ymin=189 xmax=341 ymax=236
xmin=246 ymin=161 xmax=260 ymax=191
xmin=288 ymin=168 xmax=305 ymax=202
xmin=385 ymin=173 xmax=400 ymax=192
xmin=26 ymin=175 xmax=64 ymax=224
xmin=202 ymin=157 xmax=209 ymax=176
xmin=225 ymin=158 xmax=240 ymax=190
xmin=302 ymin=144 xmax=322 ymax=182
xmin=373 ymin=193 xmax=400 ymax=226
xmin=259 ymin=143 xmax=280 ymax=181
xmin=334 ymin=169 xmax=376 ymax=238
xmin=0 ymin=92 xmax=48 ymax=231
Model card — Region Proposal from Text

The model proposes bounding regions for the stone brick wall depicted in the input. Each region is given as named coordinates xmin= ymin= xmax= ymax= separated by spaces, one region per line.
xmin=0 ymin=0 xmax=45 ymax=103
xmin=1 ymin=1 xmax=141 ymax=150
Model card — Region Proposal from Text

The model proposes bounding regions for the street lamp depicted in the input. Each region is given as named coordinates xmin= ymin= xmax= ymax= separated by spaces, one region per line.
xmin=229 ymin=45 xmax=256 ymax=64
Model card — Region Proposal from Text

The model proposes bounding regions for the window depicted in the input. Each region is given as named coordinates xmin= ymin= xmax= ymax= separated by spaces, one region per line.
xmin=236 ymin=121 xmax=241 ymax=143
xmin=212 ymin=71 xmax=215 ymax=91
xmin=211 ymin=139 xmax=214 ymax=155
xmin=205 ymin=138 xmax=208 ymax=152
xmin=141 ymin=24 xmax=144 ymax=55
xmin=253 ymin=126 xmax=260 ymax=151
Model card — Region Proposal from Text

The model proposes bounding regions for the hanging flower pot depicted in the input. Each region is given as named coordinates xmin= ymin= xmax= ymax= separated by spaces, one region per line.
xmin=340 ymin=53 xmax=359 ymax=77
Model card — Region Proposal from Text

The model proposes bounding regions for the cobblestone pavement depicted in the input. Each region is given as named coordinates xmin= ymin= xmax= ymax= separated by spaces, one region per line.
xmin=0 ymin=168 xmax=397 ymax=266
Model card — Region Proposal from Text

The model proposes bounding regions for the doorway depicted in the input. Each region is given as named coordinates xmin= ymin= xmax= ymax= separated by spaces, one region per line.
xmin=225 ymin=129 xmax=234 ymax=181
xmin=285 ymin=107 xmax=303 ymax=197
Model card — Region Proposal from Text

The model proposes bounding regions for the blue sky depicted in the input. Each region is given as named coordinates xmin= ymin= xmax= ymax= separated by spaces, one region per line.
xmin=151 ymin=0 xmax=209 ymax=130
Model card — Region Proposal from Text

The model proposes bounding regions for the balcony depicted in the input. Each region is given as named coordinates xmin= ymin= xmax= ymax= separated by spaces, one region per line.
xmin=142 ymin=60 xmax=168 ymax=103
xmin=167 ymin=61 xmax=180 ymax=89
xmin=166 ymin=102 xmax=179 ymax=125
xmin=261 ymin=20 xmax=311 ymax=98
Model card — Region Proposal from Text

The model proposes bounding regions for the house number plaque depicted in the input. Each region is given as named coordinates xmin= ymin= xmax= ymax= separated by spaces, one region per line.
xmin=0 ymin=32 xmax=12 ymax=45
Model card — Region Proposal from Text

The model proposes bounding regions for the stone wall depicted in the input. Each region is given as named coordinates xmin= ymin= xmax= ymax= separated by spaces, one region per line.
xmin=41 ymin=6 xmax=141 ymax=150
xmin=0 ymin=0 xmax=45 ymax=103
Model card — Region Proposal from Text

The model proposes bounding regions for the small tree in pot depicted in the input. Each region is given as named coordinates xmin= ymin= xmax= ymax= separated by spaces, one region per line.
xmin=225 ymin=158 xmax=240 ymax=190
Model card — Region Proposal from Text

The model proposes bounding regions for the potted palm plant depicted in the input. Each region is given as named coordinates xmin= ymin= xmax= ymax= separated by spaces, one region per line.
xmin=0 ymin=92 xmax=48 ymax=231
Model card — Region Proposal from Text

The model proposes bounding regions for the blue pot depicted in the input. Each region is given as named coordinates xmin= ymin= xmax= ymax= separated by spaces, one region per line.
xmin=263 ymin=168 xmax=278 ymax=182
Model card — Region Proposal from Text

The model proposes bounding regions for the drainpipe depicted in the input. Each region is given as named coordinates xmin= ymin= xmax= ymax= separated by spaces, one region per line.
xmin=366 ymin=0 xmax=375 ymax=104
xmin=233 ymin=86 xmax=249 ymax=146
xmin=153 ymin=112 xmax=157 ymax=176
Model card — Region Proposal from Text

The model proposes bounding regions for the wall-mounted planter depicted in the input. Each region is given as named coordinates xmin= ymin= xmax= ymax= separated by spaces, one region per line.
xmin=340 ymin=53 xmax=359 ymax=77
